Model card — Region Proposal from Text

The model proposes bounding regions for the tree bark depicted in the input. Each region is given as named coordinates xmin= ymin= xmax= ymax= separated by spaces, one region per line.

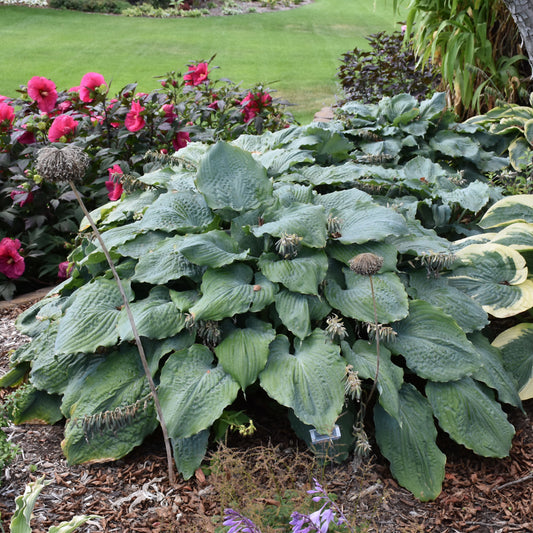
xmin=502 ymin=0 xmax=533 ymax=76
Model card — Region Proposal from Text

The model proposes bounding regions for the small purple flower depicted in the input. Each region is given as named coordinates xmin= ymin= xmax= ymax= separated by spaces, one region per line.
xmin=223 ymin=508 xmax=262 ymax=533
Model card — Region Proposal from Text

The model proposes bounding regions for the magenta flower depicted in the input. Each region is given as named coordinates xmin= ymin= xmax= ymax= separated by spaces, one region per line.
xmin=79 ymin=72 xmax=107 ymax=103
xmin=125 ymin=101 xmax=145 ymax=132
xmin=27 ymin=76 xmax=58 ymax=113
xmin=162 ymin=103 xmax=177 ymax=123
xmin=0 ymin=102 xmax=15 ymax=131
xmin=0 ymin=238 xmax=25 ymax=279
xmin=183 ymin=62 xmax=209 ymax=86
xmin=240 ymin=92 xmax=272 ymax=122
xmin=48 ymin=114 xmax=79 ymax=142
xmin=16 ymin=125 xmax=36 ymax=145
xmin=10 ymin=185 xmax=34 ymax=207
xmin=106 ymin=164 xmax=124 ymax=201
xmin=172 ymin=131 xmax=190 ymax=151
xmin=58 ymin=261 xmax=74 ymax=280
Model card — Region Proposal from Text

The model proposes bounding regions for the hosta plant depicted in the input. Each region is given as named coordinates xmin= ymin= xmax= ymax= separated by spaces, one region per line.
xmin=1 ymin=93 xmax=530 ymax=501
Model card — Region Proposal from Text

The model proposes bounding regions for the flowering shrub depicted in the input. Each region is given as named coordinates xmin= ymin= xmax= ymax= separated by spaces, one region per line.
xmin=0 ymin=59 xmax=294 ymax=299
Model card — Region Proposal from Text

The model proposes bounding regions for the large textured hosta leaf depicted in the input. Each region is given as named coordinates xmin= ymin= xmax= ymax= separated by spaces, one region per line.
xmin=116 ymin=230 xmax=168 ymax=259
xmin=196 ymin=141 xmax=273 ymax=211
xmin=275 ymin=290 xmax=318 ymax=339
xmin=252 ymin=203 xmax=328 ymax=248
xmin=325 ymin=268 xmax=408 ymax=324
xmin=408 ymin=271 xmax=489 ymax=333
xmin=258 ymin=249 xmax=328 ymax=295
xmin=178 ymin=230 xmax=249 ymax=268
xmin=159 ymin=344 xmax=240 ymax=439
xmin=447 ymin=243 xmax=533 ymax=318
xmin=426 ymin=378 xmax=514 ymax=457
xmin=140 ymin=190 xmax=215 ymax=233
xmin=61 ymin=347 xmax=158 ymax=464
xmin=387 ymin=218 xmax=451 ymax=255
xmin=132 ymin=236 xmax=204 ymax=284
xmin=259 ymin=329 xmax=345 ymax=434
xmin=342 ymin=340 xmax=403 ymax=421
xmin=215 ymin=318 xmax=276 ymax=390
xmin=479 ymin=194 xmax=533 ymax=228
xmin=374 ymin=383 xmax=446 ymax=501
xmin=492 ymin=324 xmax=533 ymax=400
xmin=386 ymin=300 xmax=481 ymax=381
xmin=490 ymin=223 xmax=533 ymax=251
xmin=171 ymin=429 xmax=210 ymax=480
xmin=190 ymin=264 xmax=277 ymax=321
xmin=55 ymin=279 xmax=131 ymax=354
xmin=9 ymin=385 xmax=63 ymax=425
xmin=440 ymin=181 xmax=492 ymax=213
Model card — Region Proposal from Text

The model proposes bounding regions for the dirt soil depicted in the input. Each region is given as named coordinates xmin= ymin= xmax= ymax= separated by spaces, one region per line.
xmin=1 ymin=292 xmax=532 ymax=533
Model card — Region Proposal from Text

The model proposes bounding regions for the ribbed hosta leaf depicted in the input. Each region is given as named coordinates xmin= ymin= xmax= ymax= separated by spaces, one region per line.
xmin=171 ymin=429 xmax=210 ymax=480
xmin=387 ymin=218 xmax=451 ymax=255
xmin=117 ymin=287 xmax=185 ymax=341
xmin=61 ymin=347 xmax=158 ymax=464
xmin=326 ymin=241 xmax=398 ymax=272
xmin=386 ymin=300 xmax=481 ymax=381
xmin=479 ymin=194 xmax=533 ymax=228
xmin=426 ymin=378 xmax=514 ymax=457
xmin=275 ymin=290 xmax=312 ymax=339
xmin=159 ymin=344 xmax=240 ymax=439
xmin=252 ymin=203 xmax=328 ymax=248
xmin=324 ymin=269 xmax=409 ymax=324
xmin=196 ymin=141 xmax=273 ymax=211
xmin=315 ymin=188 xmax=372 ymax=212
xmin=490 ymin=223 xmax=533 ymax=251
xmin=136 ymin=167 xmax=178 ymax=187
xmin=132 ymin=236 xmax=204 ymax=284
xmin=178 ymin=230 xmax=249 ymax=268
xmin=342 ymin=340 xmax=403 ymax=421
xmin=215 ymin=317 xmax=276 ymax=390
xmin=492 ymin=323 xmax=533 ymax=400
xmin=274 ymin=183 xmax=315 ymax=206
xmin=447 ymin=243 xmax=533 ymax=318
xmin=190 ymin=264 xmax=277 ymax=321
xmin=430 ymin=130 xmax=480 ymax=158
xmin=409 ymin=271 xmax=489 ymax=333
xmin=259 ymin=329 xmax=345 ymax=434
xmin=140 ymin=190 xmax=215 ymax=233
xmin=440 ymin=181 xmax=491 ymax=213
xmin=55 ymin=279 xmax=131 ymax=354
xmin=9 ymin=386 xmax=63 ymax=425
xmin=257 ymin=148 xmax=314 ymax=175
xmin=115 ymin=230 xmax=168 ymax=259
xmin=374 ymin=383 xmax=445 ymax=502
xmin=258 ymin=249 xmax=328 ymax=295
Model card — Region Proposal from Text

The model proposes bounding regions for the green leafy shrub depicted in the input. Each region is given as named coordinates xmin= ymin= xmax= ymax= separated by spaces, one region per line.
xmin=48 ymin=0 xmax=130 ymax=13
xmin=3 ymin=93 xmax=531 ymax=502
xmin=337 ymin=29 xmax=441 ymax=105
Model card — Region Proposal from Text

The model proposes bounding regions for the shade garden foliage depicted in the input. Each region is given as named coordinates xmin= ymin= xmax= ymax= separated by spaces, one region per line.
xmin=2 ymin=92 xmax=533 ymax=501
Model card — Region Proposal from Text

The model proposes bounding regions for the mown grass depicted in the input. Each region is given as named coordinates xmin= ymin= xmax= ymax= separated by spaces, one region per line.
xmin=0 ymin=0 xmax=402 ymax=122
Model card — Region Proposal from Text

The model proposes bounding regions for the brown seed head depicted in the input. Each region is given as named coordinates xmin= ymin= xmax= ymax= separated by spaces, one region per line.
xmin=349 ymin=253 xmax=384 ymax=276
xmin=36 ymin=145 xmax=89 ymax=184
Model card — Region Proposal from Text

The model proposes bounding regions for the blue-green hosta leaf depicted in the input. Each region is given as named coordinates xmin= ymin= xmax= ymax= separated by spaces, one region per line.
xmin=298 ymin=162 xmax=400 ymax=187
xmin=258 ymin=249 xmax=328 ymax=295
xmin=196 ymin=141 xmax=273 ymax=212
xmin=508 ymin=138 xmax=533 ymax=171
xmin=171 ymin=429 xmax=210 ymax=480
xmin=91 ymin=222 xmax=144 ymax=252
xmin=136 ymin=167 xmax=179 ymax=187
xmin=426 ymin=378 xmax=514 ymax=458
xmin=430 ymin=130 xmax=480 ymax=159
xmin=132 ymin=236 xmax=204 ymax=284
xmin=116 ymin=230 xmax=169 ymax=259
xmin=469 ymin=332 xmax=522 ymax=408
xmin=386 ymin=300 xmax=481 ymax=381
xmin=252 ymin=203 xmax=328 ymax=249
xmin=275 ymin=290 xmax=312 ymax=339
xmin=61 ymin=346 xmax=159 ymax=464
xmin=314 ymin=188 xmax=374 ymax=213
xmin=178 ymin=230 xmax=249 ymax=268
xmin=490 ymin=223 xmax=533 ymax=251
xmin=15 ymin=294 xmax=68 ymax=337
xmin=408 ymin=271 xmax=489 ymax=333
xmin=259 ymin=330 xmax=345 ymax=434
xmin=342 ymin=340 xmax=403 ymax=421
xmin=387 ymin=218 xmax=451 ymax=255
xmin=492 ymin=323 xmax=533 ymax=400
xmin=325 ymin=269 xmax=409 ymax=324
xmin=159 ymin=344 xmax=240 ymax=439
xmin=360 ymin=138 xmax=402 ymax=158
xmin=447 ymin=243 xmax=533 ymax=318
xmin=215 ymin=317 xmax=276 ymax=390
xmin=326 ymin=241 xmax=398 ymax=273
xmin=55 ymin=279 xmax=132 ymax=354
xmin=117 ymin=286 xmax=185 ymax=341
xmin=479 ymin=194 xmax=533 ymax=228
xmin=419 ymin=92 xmax=446 ymax=119
xmin=139 ymin=190 xmax=215 ymax=233
xmin=374 ymin=383 xmax=445 ymax=501
xmin=172 ymin=140 xmax=210 ymax=167
xmin=190 ymin=264 xmax=277 ymax=321
xmin=9 ymin=385 xmax=62 ymax=425
xmin=440 ymin=181 xmax=492 ymax=213
xmin=11 ymin=321 xmax=58 ymax=365
xmin=256 ymin=148 xmax=314 ymax=176
xmin=402 ymin=156 xmax=447 ymax=184
xmin=273 ymin=183 xmax=315 ymax=206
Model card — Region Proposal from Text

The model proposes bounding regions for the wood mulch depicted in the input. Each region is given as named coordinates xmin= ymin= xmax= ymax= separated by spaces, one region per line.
xmin=0 ymin=290 xmax=532 ymax=532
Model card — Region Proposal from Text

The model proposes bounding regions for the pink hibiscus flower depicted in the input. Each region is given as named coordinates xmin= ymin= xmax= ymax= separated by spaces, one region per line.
xmin=15 ymin=125 xmax=36 ymax=145
xmin=27 ymin=76 xmax=58 ymax=113
xmin=241 ymin=92 xmax=272 ymax=122
xmin=183 ymin=62 xmax=209 ymax=86
xmin=0 ymin=102 xmax=15 ymax=132
xmin=58 ymin=261 xmax=74 ymax=280
xmin=172 ymin=131 xmax=190 ymax=151
xmin=161 ymin=103 xmax=177 ymax=123
xmin=79 ymin=72 xmax=107 ymax=103
xmin=48 ymin=114 xmax=79 ymax=142
xmin=0 ymin=95 xmax=9 ymax=103
xmin=125 ymin=101 xmax=145 ymax=132
xmin=106 ymin=164 xmax=124 ymax=201
xmin=0 ymin=238 xmax=25 ymax=279
xmin=10 ymin=185 xmax=34 ymax=207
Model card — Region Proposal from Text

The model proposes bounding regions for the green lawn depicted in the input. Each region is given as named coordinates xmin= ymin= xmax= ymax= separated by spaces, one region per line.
xmin=0 ymin=0 xmax=402 ymax=122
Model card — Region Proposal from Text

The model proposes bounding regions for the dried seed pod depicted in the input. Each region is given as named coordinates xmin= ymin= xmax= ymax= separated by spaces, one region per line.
xmin=36 ymin=145 xmax=89 ymax=184
xmin=349 ymin=253 xmax=384 ymax=276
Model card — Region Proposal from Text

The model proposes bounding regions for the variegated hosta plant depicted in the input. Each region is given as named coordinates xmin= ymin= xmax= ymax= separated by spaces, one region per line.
xmin=2 ymin=93 xmax=531 ymax=501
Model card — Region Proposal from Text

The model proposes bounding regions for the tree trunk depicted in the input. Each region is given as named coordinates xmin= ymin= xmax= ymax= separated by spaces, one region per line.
xmin=502 ymin=0 xmax=533 ymax=76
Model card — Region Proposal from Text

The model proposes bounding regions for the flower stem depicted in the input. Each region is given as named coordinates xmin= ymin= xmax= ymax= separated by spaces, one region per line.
xmin=367 ymin=274 xmax=380 ymax=405
xmin=69 ymin=181 xmax=176 ymax=486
